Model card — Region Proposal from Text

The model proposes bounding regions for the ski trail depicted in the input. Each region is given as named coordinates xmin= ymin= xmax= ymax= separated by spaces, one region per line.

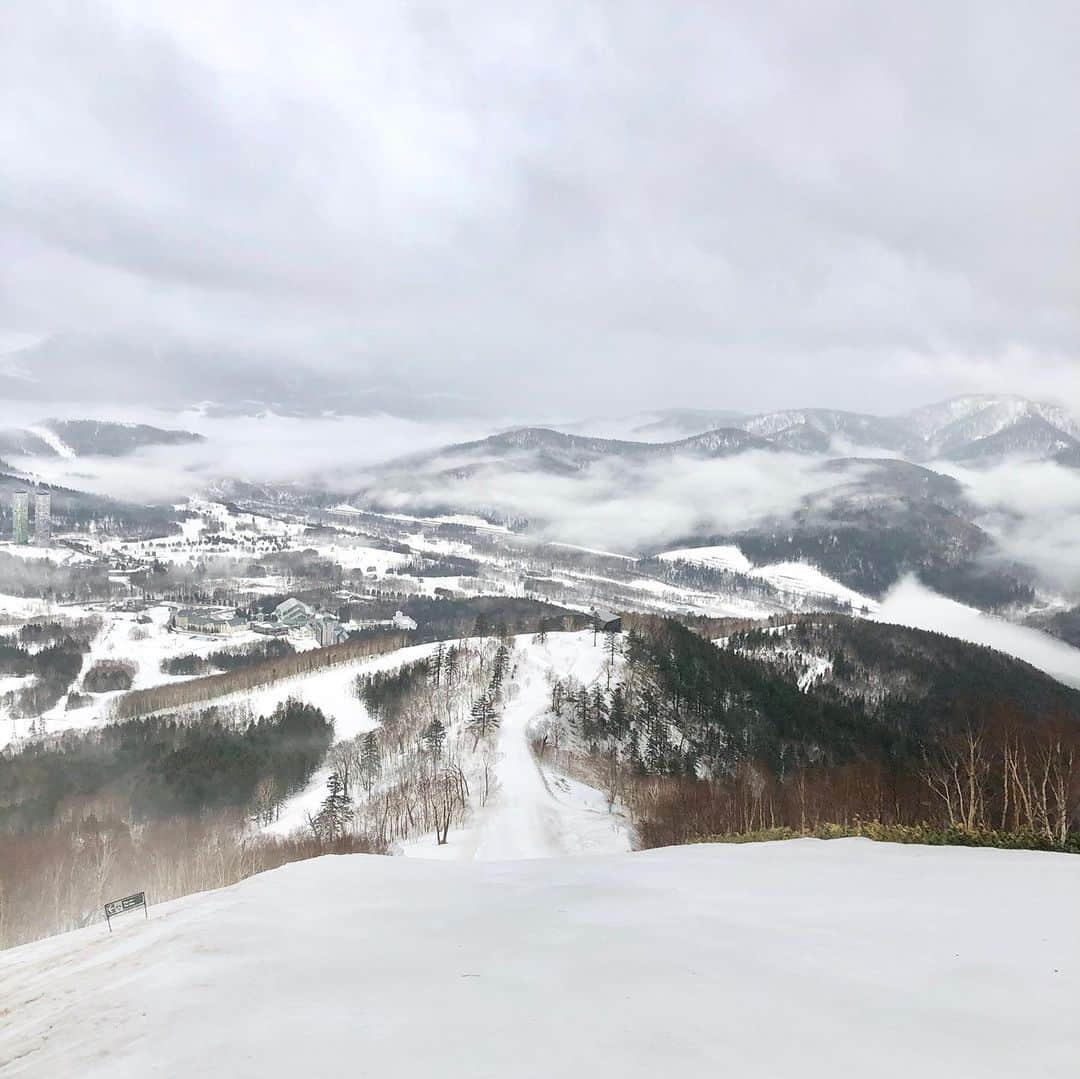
xmin=469 ymin=634 xmax=633 ymax=861
xmin=26 ymin=423 xmax=76 ymax=459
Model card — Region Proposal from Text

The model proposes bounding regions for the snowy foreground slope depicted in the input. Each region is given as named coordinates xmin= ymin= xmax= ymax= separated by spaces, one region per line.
xmin=3 ymin=840 xmax=1078 ymax=1078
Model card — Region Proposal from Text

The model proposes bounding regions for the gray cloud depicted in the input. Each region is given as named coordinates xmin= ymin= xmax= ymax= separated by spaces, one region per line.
xmin=2 ymin=2 xmax=1079 ymax=417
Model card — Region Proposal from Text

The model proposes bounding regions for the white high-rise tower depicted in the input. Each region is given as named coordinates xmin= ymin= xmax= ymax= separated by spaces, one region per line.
xmin=11 ymin=491 xmax=29 ymax=545
xmin=34 ymin=492 xmax=51 ymax=547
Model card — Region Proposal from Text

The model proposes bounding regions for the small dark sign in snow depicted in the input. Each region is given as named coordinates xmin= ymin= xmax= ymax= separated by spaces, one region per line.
xmin=105 ymin=891 xmax=148 ymax=930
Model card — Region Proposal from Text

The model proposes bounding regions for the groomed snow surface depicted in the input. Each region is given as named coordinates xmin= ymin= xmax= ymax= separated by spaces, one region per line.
xmin=2 ymin=840 xmax=1077 ymax=1077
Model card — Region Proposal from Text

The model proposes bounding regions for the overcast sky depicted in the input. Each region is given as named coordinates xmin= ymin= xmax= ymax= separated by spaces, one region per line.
xmin=2 ymin=1 xmax=1079 ymax=420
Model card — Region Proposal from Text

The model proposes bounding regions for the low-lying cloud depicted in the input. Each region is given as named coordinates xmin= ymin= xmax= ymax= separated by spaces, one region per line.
xmin=361 ymin=448 xmax=852 ymax=553
xmin=7 ymin=408 xmax=489 ymax=504
xmin=873 ymin=576 xmax=1080 ymax=687
xmin=936 ymin=458 xmax=1080 ymax=597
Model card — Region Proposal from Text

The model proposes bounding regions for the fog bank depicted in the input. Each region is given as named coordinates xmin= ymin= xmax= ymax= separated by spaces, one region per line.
xmin=873 ymin=576 xmax=1080 ymax=688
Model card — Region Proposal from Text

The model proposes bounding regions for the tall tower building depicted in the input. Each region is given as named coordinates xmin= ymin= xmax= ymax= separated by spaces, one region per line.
xmin=11 ymin=491 xmax=29 ymax=545
xmin=34 ymin=492 xmax=51 ymax=547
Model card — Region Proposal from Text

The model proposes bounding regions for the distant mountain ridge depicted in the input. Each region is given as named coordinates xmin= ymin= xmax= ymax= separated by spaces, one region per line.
xmin=0 ymin=419 xmax=204 ymax=459
xmin=383 ymin=424 xmax=775 ymax=478
xmin=560 ymin=394 xmax=1080 ymax=465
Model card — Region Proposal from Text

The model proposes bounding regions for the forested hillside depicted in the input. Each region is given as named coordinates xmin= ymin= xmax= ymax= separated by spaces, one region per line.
xmin=543 ymin=616 xmax=1080 ymax=849
xmin=0 ymin=700 xmax=360 ymax=949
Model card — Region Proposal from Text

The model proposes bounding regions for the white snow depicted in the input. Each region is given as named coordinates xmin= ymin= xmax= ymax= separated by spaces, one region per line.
xmin=748 ymin=559 xmax=876 ymax=610
xmin=25 ymin=423 xmax=76 ymax=459
xmin=0 ymin=543 xmax=90 ymax=564
xmin=0 ymin=604 xmax=297 ymax=747
xmin=2 ymin=839 xmax=1076 ymax=1077
xmin=659 ymin=543 xmax=753 ymax=573
xmin=658 ymin=545 xmax=876 ymax=610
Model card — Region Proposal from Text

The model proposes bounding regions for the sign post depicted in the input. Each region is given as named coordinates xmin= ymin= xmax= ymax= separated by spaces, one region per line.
xmin=104 ymin=891 xmax=149 ymax=932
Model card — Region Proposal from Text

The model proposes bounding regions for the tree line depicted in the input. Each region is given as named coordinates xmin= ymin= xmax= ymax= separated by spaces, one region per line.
xmin=111 ymin=631 xmax=407 ymax=718
xmin=0 ymin=699 xmax=333 ymax=829
xmin=160 ymin=637 xmax=296 ymax=677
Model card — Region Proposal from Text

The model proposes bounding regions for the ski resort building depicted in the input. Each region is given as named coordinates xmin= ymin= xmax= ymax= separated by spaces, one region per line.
xmin=591 ymin=608 xmax=622 ymax=633
xmin=313 ymin=613 xmax=347 ymax=646
xmin=274 ymin=598 xmax=314 ymax=628
xmin=171 ymin=608 xmax=248 ymax=636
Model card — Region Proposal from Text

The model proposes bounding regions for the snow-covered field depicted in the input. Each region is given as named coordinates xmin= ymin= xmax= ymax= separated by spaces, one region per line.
xmin=0 ymin=603 xmax=308 ymax=748
xmin=2 ymin=839 xmax=1076 ymax=1077
xmin=658 ymin=544 xmax=877 ymax=610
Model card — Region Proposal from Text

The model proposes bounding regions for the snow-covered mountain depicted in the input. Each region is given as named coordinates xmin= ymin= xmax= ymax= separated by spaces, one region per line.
xmin=382 ymin=424 xmax=774 ymax=477
xmin=565 ymin=396 xmax=1080 ymax=465
xmin=945 ymin=414 xmax=1079 ymax=463
xmin=0 ymin=419 xmax=204 ymax=459
xmin=908 ymin=395 xmax=1080 ymax=460
xmin=740 ymin=408 xmax=912 ymax=451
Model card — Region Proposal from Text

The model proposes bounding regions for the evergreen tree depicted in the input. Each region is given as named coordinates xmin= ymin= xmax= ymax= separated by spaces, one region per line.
xmin=423 ymin=717 xmax=446 ymax=759
xmin=646 ymin=719 xmax=668 ymax=774
xmin=314 ymin=769 xmax=353 ymax=840
xmin=444 ymin=645 xmax=459 ymax=686
xmin=468 ymin=693 xmax=499 ymax=747
xmin=609 ymin=685 xmax=628 ymax=737
xmin=591 ymin=684 xmax=608 ymax=736
xmin=490 ymin=644 xmax=511 ymax=693
xmin=360 ymin=729 xmax=381 ymax=791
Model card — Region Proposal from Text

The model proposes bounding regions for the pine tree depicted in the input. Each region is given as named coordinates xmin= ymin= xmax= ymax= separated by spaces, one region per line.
xmin=468 ymin=693 xmax=499 ymax=747
xmin=646 ymin=719 xmax=668 ymax=774
xmin=609 ymin=685 xmax=628 ymax=737
xmin=432 ymin=642 xmax=445 ymax=687
xmin=423 ymin=717 xmax=446 ymax=759
xmin=490 ymin=644 xmax=511 ymax=693
xmin=591 ymin=684 xmax=608 ymax=736
xmin=444 ymin=645 xmax=459 ymax=687
xmin=360 ymin=729 xmax=381 ymax=791
xmin=315 ymin=769 xmax=353 ymax=840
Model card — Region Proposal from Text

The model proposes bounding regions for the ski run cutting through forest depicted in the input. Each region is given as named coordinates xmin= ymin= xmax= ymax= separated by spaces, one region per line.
xmin=406 ymin=632 xmax=634 ymax=860
xmin=257 ymin=630 xmax=634 ymax=859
